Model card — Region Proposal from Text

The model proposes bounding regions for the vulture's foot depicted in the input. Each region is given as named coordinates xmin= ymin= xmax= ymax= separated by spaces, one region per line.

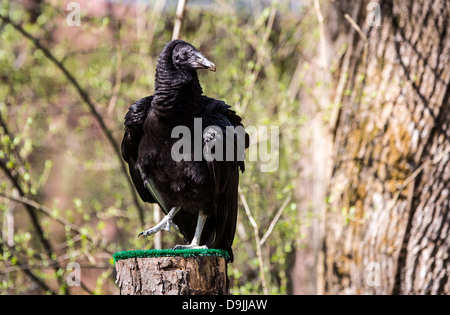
xmin=172 ymin=244 xmax=208 ymax=250
xmin=138 ymin=206 xmax=181 ymax=237
xmin=171 ymin=211 xmax=209 ymax=250
xmin=138 ymin=219 xmax=179 ymax=237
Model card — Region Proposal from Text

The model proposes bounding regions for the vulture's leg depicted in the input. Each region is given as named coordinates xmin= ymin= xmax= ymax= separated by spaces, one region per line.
xmin=173 ymin=211 xmax=208 ymax=250
xmin=138 ymin=206 xmax=181 ymax=237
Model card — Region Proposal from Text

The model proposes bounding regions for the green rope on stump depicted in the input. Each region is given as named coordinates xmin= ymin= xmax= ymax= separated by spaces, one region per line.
xmin=113 ymin=248 xmax=230 ymax=263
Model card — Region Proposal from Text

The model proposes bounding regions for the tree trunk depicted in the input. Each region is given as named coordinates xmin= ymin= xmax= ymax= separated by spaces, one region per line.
xmin=322 ymin=0 xmax=449 ymax=294
xmin=115 ymin=256 xmax=228 ymax=295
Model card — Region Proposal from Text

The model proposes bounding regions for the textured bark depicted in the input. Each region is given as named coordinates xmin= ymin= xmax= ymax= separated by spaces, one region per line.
xmin=323 ymin=0 xmax=449 ymax=295
xmin=115 ymin=256 xmax=228 ymax=295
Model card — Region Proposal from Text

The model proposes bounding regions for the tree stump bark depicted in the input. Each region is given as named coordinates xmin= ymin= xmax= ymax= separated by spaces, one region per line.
xmin=115 ymin=256 xmax=228 ymax=295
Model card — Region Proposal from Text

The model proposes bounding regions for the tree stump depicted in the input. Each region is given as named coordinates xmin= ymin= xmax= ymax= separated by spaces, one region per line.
xmin=114 ymin=249 xmax=229 ymax=295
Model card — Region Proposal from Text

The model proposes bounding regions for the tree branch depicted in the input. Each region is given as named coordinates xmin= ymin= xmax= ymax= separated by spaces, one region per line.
xmin=240 ymin=0 xmax=279 ymax=114
xmin=0 ymin=192 xmax=114 ymax=256
xmin=0 ymin=240 xmax=57 ymax=295
xmin=172 ymin=0 xmax=188 ymax=40
xmin=259 ymin=194 xmax=292 ymax=246
xmin=238 ymin=186 xmax=268 ymax=295
xmin=0 ymin=157 xmax=68 ymax=293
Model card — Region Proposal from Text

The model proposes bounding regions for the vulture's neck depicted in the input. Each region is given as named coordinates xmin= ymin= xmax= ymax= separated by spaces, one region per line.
xmin=152 ymin=58 xmax=203 ymax=116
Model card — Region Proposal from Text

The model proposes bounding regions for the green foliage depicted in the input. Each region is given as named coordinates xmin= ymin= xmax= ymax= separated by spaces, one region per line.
xmin=0 ymin=0 xmax=317 ymax=294
xmin=113 ymin=248 xmax=231 ymax=262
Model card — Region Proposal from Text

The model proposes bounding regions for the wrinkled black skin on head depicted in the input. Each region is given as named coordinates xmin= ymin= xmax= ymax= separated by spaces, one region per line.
xmin=152 ymin=40 xmax=205 ymax=114
xmin=121 ymin=40 xmax=248 ymax=262
xmin=172 ymin=43 xmax=200 ymax=70
xmin=171 ymin=42 xmax=216 ymax=73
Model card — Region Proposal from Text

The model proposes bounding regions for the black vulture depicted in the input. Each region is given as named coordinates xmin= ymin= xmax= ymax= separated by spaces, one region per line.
xmin=121 ymin=40 xmax=248 ymax=262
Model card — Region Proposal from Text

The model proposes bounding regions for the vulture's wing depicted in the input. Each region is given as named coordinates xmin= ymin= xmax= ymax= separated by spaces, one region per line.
xmin=121 ymin=96 xmax=156 ymax=203
xmin=201 ymin=97 xmax=249 ymax=262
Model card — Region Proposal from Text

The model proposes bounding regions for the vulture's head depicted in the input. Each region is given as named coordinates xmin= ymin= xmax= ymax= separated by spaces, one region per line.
xmin=172 ymin=41 xmax=216 ymax=72
xmin=158 ymin=40 xmax=216 ymax=74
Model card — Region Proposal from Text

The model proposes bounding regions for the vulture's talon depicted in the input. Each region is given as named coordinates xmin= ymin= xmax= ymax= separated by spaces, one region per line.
xmin=138 ymin=206 xmax=181 ymax=238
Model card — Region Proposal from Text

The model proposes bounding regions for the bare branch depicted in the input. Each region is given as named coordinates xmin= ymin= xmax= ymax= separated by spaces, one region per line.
xmin=260 ymin=194 xmax=292 ymax=246
xmin=0 ymin=241 xmax=57 ymax=295
xmin=314 ymin=0 xmax=328 ymax=68
xmin=240 ymin=0 xmax=279 ymax=114
xmin=344 ymin=13 xmax=368 ymax=42
xmin=0 ymin=192 xmax=114 ymax=256
xmin=172 ymin=0 xmax=188 ymax=40
xmin=238 ymin=186 xmax=268 ymax=295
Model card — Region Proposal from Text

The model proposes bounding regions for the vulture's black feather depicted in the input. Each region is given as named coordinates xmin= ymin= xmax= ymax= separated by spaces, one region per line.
xmin=121 ymin=40 xmax=248 ymax=262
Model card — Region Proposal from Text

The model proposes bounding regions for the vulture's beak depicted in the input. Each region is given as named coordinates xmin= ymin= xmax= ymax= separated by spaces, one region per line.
xmin=193 ymin=51 xmax=216 ymax=72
